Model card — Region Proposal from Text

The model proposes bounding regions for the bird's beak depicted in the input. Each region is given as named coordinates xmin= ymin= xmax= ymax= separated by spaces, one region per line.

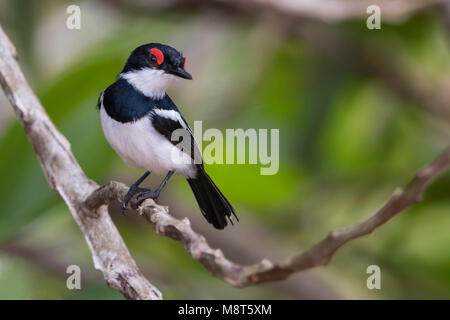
xmin=168 ymin=66 xmax=192 ymax=80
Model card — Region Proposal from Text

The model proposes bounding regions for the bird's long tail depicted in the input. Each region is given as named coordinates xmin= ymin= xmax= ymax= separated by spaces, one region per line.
xmin=187 ymin=168 xmax=237 ymax=229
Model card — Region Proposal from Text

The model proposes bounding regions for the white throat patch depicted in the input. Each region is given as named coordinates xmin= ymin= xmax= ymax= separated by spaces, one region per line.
xmin=120 ymin=68 xmax=176 ymax=99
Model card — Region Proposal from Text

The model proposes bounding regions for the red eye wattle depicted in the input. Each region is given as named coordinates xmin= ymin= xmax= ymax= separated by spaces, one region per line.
xmin=183 ymin=57 xmax=187 ymax=68
xmin=150 ymin=48 xmax=164 ymax=65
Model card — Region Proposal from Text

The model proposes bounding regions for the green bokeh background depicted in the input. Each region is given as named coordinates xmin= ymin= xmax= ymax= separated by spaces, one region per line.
xmin=0 ymin=0 xmax=449 ymax=299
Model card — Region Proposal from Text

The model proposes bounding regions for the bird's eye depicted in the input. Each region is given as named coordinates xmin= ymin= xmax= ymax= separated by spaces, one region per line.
xmin=149 ymin=48 xmax=164 ymax=65
xmin=183 ymin=57 xmax=187 ymax=68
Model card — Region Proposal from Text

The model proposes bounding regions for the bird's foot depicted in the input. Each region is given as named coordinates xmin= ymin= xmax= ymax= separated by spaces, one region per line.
xmin=122 ymin=186 xmax=151 ymax=214
xmin=136 ymin=190 xmax=160 ymax=207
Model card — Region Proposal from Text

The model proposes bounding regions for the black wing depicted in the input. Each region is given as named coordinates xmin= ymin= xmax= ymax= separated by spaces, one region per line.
xmin=152 ymin=97 xmax=237 ymax=229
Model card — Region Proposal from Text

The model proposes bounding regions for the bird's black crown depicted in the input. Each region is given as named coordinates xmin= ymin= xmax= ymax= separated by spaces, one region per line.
xmin=121 ymin=43 xmax=192 ymax=79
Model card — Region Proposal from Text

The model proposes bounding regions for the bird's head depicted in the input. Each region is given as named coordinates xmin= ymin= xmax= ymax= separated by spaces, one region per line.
xmin=120 ymin=43 xmax=192 ymax=99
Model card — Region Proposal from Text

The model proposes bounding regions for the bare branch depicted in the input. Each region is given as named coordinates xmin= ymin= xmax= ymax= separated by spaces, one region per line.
xmin=0 ymin=25 xmax=161 ymax=300
xmin=85 ymin=146 xmax=450 ymax=286
xmin=112 ymin=0 xmax=447 ymax=22
xmin=240 ymin=0 xmax=447 ymax=22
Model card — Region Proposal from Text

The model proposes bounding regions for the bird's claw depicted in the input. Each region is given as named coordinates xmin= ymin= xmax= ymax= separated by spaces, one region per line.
xmin=121 ymin=201 xmax=129 ymax=215
xmin=121 ymin=187 xmax=150 ymax=214
xmin=136 ymin=191 xmax=159 ymax=207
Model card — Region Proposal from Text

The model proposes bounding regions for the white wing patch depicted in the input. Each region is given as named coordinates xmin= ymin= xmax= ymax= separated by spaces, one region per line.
xmin=152 ymin=109 xmax=188 ymax=128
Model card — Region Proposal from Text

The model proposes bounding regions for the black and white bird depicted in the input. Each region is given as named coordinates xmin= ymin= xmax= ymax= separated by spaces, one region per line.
xmin=97 ymin=43 xmax=237 ymax=229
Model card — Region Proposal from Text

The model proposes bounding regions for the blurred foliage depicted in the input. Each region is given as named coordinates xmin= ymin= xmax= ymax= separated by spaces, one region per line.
xmin=0 ymin=0 xmax=449 ymax=299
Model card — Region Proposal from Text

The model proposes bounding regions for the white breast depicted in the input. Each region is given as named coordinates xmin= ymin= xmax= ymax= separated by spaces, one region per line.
xmin=100 ymin=107 xmax=197 ymax=178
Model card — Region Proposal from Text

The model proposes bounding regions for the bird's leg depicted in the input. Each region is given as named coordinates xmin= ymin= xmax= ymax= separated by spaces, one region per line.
xmin=122 ymin=171 xmax=151 ymax=213
xmin=136 ymin=170 xmax=174 ymax=206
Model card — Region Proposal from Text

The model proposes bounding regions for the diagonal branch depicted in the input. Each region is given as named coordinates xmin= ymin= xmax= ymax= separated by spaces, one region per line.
xmin=0 ymin=25 xmax=161 ymax=300
xmin=85 ymin=146 xmax=450 ymax=286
